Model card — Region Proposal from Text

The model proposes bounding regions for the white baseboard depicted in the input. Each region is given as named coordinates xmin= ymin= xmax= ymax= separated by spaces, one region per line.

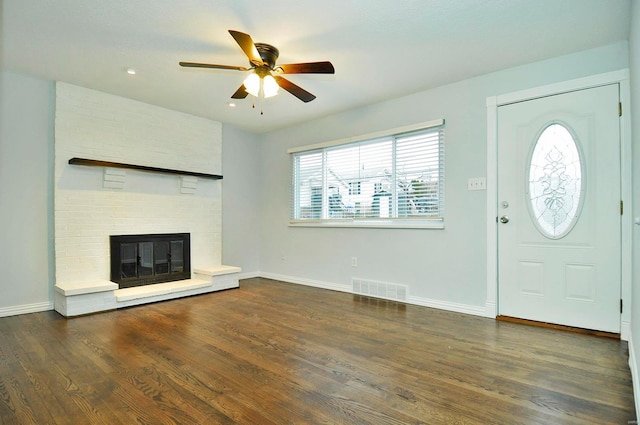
xmin=0 ymin=301 xmax=53 ymax=317
xmin=629 ymin=335 xmax=640 ymax=420
xmin=622 ymin=320 xmax=631 ymax=342
xmin=485 ymin=301 xmax=497 ymax=318
xmin=255 ymin=272 xmax=487 ymax=317
xmin=408 ymin=295 xmax=487 ymax=317
xmin=258 ymin=272 xmax=352 ymax=294
xmin=238 ymin=271 xmax=260 ymax=280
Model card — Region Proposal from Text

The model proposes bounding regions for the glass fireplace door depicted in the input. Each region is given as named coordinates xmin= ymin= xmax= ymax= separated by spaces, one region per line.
xmin=111 ymin=233 xmax=191 ymax=288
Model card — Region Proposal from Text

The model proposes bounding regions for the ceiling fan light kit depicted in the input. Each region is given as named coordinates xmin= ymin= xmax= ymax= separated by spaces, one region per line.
xmin=243 ymin=69 xmax=279 ymax=98
xmin=180 ymin=30 xmax=334 ymax=110
xmin=261 ymin=75 xmax=279 ymax=98
xmin=243 ymin=73 xmax=260 ymax=96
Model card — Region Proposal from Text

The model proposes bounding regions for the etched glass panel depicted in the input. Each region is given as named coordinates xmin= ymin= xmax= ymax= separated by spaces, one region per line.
xmin=528 ymin=123 xmax=583 ymax=239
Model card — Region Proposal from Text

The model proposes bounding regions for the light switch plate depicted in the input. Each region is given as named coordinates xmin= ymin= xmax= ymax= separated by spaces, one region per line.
xmin=467 ymin=177 xmax=486 ymax=191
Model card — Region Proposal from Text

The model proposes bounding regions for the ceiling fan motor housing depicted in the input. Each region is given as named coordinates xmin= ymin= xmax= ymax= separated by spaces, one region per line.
xmin=254 ymin=43 xmax=279 ymax=69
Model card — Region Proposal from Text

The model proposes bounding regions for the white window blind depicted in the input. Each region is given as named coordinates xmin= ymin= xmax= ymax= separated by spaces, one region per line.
xmin=290 ymin=121 xmax=445 ymax=228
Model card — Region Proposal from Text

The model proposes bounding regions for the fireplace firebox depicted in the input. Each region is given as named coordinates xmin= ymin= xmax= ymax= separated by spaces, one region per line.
xmin=110 ymin=233 xmax=191 ymax=289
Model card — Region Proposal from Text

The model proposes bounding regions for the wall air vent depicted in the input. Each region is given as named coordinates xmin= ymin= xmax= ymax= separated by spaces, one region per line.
xmin=352 ymin=278 xmax=408 ymax=302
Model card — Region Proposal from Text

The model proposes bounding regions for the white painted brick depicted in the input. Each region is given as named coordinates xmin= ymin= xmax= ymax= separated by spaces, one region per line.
xmin=103 ymin=180 xmax=125 ymax=190
xmin=54 ymin=82 xmax=222 ymax=286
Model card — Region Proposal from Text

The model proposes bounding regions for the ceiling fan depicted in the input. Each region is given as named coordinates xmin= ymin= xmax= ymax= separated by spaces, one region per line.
xmin=179 ymin=30 xmax=335 ymax=103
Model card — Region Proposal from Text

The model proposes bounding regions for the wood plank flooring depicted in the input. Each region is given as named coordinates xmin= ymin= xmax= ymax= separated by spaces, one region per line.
xmin=0 ymin=278 xmax=635 ymax=424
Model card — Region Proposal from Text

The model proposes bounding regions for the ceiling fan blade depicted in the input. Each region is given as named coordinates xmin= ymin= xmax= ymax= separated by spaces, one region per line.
xmin=277 ymin=61 xmax=335 ymax=74
xmin=273 ymin=76 xmax=316 ymax=103
xmin=228 ymin=30 xmax=264 ymax=67
xmin=231 ymin=85 xmax=249 ymax=99
xmin=179 ymin=62 xmax=249 ymax=71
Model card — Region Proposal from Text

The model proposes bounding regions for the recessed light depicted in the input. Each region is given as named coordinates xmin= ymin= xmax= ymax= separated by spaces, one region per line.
xmin=126 ymin=68 xmax=136 ymax=75
xmin=228 ymin=102 xmax=236 ymax=108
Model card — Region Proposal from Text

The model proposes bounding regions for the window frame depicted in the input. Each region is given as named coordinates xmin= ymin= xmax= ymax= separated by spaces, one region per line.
xmin=288 ymin=119 xmax=445 ymax=229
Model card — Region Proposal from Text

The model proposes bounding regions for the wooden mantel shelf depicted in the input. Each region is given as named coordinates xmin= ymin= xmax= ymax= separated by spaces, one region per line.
xmin=68 ymin=157 xmax=223 ymax=180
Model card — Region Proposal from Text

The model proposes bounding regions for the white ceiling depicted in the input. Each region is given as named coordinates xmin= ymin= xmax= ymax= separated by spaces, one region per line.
xmin=1 ymin=0 xmax=631 ymax=133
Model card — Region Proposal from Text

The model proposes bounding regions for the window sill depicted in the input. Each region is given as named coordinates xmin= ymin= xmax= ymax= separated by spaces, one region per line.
xmin=288 ymin=219 xmax=444 ymax=229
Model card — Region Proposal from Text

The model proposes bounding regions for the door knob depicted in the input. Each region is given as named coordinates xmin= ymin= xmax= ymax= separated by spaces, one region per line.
xmin=500 ymin=215 xmax=509 ymax=224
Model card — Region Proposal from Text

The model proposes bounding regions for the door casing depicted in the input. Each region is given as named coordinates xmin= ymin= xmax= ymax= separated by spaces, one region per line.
xmin=485 ymin=69 xmax=633 ymax=340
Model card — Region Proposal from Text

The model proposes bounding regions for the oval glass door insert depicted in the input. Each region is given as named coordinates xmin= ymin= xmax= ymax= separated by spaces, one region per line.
xmin=527 ymin=123 xmax=584 ymax=239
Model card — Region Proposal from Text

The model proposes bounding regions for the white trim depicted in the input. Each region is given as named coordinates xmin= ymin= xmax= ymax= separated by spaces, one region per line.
xmin=486 ymin=69 xmax=632 ymax=340
xmin=289 ymin=218 xmax=444 ymax=229
xmin=619 ymin=77 xmax=634 ymax=341
xmin=484 ymin=301 xmax=497 ymax=319
xmin=486 ymin=97 xmax=498 ymax=319
xmin=495 ymin=69 xmax=629 ymax=106
xmin=256 ymin=272 xmax=488 ymax=317
xmin=287 ymin=118 xmax=445 ymax=154
xmin=407 ymin=295 xmax=487 ymax=317
xmin=0 ymin=301 xmax=53 ymax=317
xmin=238 ymin=271 xmax=260 ymax=280
xmin=629 ymin=334 xmax=640 ymax=419
xmin=259 ymin=272 xmax=352 ymax=293
xmin=622 ymin=320 xmax=632 ymax=342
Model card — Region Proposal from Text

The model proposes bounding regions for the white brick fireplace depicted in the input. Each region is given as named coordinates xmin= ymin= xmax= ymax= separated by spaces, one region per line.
xmin=53 ymin=83 xmax=239 ymax=316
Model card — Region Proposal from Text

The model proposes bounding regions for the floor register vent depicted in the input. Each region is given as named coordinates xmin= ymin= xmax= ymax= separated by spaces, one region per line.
xmin=352 ymin=278 xmax=408 ymax=302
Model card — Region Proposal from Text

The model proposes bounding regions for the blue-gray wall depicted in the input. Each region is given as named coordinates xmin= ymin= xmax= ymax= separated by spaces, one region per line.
xmin=0 ymin=72 xmax=54 ymax=312
xmin=0 ymin=41 xmax=635 ymax=348
xmin=254 ymin=42 xmax=630 ymax=314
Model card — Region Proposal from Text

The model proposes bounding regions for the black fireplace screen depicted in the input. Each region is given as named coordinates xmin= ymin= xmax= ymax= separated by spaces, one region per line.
xmin=110 ymin=233 xmax=191 ymax=288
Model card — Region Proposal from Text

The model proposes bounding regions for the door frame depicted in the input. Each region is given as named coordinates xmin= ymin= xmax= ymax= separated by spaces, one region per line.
xmin=485 ymin=69 xmax=633 ymax=340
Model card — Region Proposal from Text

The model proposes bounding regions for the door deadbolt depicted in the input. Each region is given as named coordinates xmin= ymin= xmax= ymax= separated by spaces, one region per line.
xmin=500 ymin=215 xmax=510 ymax=224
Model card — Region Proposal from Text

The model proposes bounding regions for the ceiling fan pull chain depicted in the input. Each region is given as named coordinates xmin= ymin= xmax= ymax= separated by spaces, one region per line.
xmin=259 ymin=94 xmax=264 ymax=115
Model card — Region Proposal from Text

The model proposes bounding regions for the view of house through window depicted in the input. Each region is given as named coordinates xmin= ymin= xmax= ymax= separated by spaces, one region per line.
xmin=290 ymin=121 xmax=445 ymax=227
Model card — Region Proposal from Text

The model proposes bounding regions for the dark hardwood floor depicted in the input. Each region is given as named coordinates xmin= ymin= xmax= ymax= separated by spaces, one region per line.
xmin=0 ymin=278 xmax=635 ymax=424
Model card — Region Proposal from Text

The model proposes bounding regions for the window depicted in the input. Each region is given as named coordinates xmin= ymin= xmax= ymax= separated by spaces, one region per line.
xmin=289 ymin=120 xmax=445 ymax=228
xmin=527 ymin=123 xmax=584 ymax=239
xmin=349 ymin=181 xmax=361 ymax=195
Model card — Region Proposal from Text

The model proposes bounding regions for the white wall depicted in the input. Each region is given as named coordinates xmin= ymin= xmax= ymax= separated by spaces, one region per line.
xmin=256 ymin=42 xmax=630 ymax=314
xmin=221 ymin=124 xmax=261 ymax=275
xmin=628 ymin=0 xmax=640 ymax=416
xmin=0 ymin=71 xmax=54 ymax=315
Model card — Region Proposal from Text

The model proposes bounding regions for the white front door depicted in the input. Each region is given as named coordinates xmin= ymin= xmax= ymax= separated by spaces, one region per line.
xmin=497 ymin=84 xmax=621 ymax=333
